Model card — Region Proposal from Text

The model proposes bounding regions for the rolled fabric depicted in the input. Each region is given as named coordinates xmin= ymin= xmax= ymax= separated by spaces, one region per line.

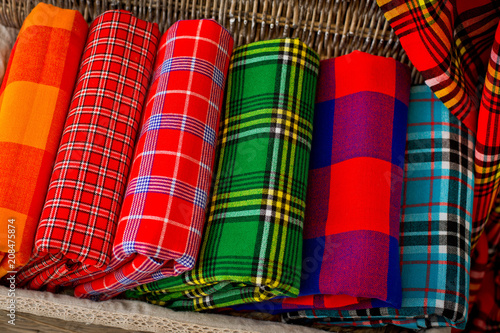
xmin=15 ymin=10 xmax=159 ymax=290
xmin=73 ymin=19 xmax=233 ymax=300
xmin=232 ymin=51 xmax=409 ymax=313
xmin=285 ymin=85 xmax=474 ymax=330
xmin=126 ymin=38 xmax=320 ymax=310
xmin=0 ymin=3 xmax=87 ymax=278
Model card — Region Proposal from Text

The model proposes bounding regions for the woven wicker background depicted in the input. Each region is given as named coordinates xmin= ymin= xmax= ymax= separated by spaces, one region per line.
xmin=0 ymin=0 xmax=423 ymax=83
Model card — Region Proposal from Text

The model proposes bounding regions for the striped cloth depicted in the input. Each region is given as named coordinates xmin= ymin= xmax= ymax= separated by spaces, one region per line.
xmin=231 ymin=51 xmax=410 ymax=313
xmin=15 ymin=10 xmax=159 ymax=290
xmin=125 ymin=38 xmax=320 ymax=311
xmin=73 ymin=19 xmax=233 ymax=300
xmin=0 ymin=3 xmax=87 ymax=278
xmin=284 ymin=85 xmax=474 ymax=330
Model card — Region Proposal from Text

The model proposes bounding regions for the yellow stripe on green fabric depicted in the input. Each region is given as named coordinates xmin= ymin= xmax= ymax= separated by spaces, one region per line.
xmin=233 ymin=39 xmax=319 ymax=65
xmin=211 ymin=204 xmax=305 ymax=222
xmin=222 ymin=108 xmax=313 ymax=140
xmin=211 ymin=187 xmax=306 ymax=208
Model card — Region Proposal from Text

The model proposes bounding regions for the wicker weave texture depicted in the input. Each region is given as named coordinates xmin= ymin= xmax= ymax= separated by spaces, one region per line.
xmin=0 ymin=0 xmax=423 ymax=83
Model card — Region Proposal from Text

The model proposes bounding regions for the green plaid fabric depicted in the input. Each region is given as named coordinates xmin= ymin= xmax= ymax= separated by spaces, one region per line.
xmin=126 ymin=38 xmax=319 ymax=311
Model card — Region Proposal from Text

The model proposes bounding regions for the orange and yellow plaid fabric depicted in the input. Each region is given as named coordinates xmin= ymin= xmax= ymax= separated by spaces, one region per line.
xmin=0 ymin=3 xmax=88 ymax=277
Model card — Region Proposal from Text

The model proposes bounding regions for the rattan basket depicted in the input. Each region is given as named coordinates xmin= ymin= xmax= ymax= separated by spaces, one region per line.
xmin=0 ymin=1 xmax=421 ymax=332
xmin=0 ymin=0 xmax=423 ymax=83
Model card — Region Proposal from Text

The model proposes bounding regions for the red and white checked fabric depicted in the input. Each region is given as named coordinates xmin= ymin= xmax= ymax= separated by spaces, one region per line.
xmin=16 ymin=10 xmax=160 ymax=291
xmin=73 ymin=19 xmax=233 ymax=300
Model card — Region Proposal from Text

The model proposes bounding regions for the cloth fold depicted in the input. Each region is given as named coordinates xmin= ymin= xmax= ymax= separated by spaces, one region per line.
xmin=0 ymin=3 xmax=88 ymax=278
xmin=230 ymin=51 xmax=409 ymax=313
xmin=284 ymin=85 xmax=474 ymax=330
xmin=15 ymin=10 xmax=159 ymax=290
xmin=73 ymin=19 xmax=233 ymax=300
xmin=125 ymin=38 xmax=320 ymax=311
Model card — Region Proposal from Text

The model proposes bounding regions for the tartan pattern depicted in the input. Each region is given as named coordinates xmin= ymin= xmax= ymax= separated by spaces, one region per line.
xmin=15 ymin=10 xmax=159 ymax=290
xmin=73 ymin=19 xmax=233 ymax=300
xmin=464 ymin=21 xmax=500 ymax=332
xmin=0 ymin=3 xmax=88 ymax=278
xmin=125 ymin=38 xmax=320 ymax=311
xmin=473 ymin=4 xmax=500 ymax=255
xmin=284 ymin=85 xmax=474 ymax=330
xmin=231 ymin=51 xmax=410 ymax=313
xmin=376 ymin=0 xmax=500 ymax=250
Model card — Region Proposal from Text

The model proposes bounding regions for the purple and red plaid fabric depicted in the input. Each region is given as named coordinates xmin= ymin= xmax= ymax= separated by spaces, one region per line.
xmin=232 ymin=51 xmax=410 ymax=313
xmin=73 ymin=19 xmax=233 ymax=300
xmin=16 ymin=10 xmax=159 ymax=291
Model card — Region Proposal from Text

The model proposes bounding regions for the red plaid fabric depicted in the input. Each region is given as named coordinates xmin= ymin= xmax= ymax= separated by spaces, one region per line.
xmin=73 ymin=19 xmax=233 ymax=300
xmin=462 ymin=14 xmax=500 ymax=333
xmin=16 ymin=10 xmax=160 ymax=291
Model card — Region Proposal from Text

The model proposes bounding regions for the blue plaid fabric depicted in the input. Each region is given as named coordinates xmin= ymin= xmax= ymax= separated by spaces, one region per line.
xmin=284 ymin=85 xmax=474 ymax=330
